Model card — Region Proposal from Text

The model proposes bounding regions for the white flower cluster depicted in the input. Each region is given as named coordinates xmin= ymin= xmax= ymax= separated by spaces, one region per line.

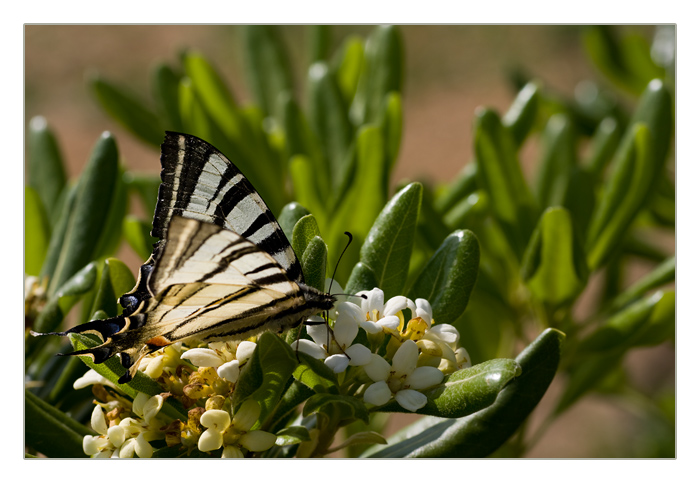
xmin=294 ymin=288 xmax=472 ymax=412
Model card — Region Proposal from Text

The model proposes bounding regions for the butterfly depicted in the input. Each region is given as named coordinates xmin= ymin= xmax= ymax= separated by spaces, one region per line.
xmin=33 ymin=132 xmax=336 ymax=383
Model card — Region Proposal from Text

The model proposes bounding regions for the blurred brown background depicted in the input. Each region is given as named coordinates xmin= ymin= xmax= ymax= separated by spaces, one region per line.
xmin=24 ymin=25 xmax=672 ymax=458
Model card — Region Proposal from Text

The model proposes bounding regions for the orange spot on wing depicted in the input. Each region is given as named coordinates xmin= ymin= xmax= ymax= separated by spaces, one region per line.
xmin=145 ymin=336 xmax=172 ymax=347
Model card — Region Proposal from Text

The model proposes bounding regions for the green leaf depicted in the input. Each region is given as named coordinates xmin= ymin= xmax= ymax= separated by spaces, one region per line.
xmin=473 ymin=108 xmax=537 ymax=259
xmin=351 ymin=25 xmax=403 ymax=126
xmin=278 ymin=202 xmax=311 ymax=241
xmin=25 ymin=389 xmax=92 ymax=458
xmin=27 ymin=116 xmax=67 ymax=221
xmin=91 ymin=165 xmax=129 ymax=260
xmin=89 ymin=258 xmax=136 ymax=318
xmin=379 ymin=91 xmax=403 ymax=173
xmin=577 ymin=290 xmax=672 ymax=354
xmin=123 ymin=215 xmax=158 ymax=261
xmin=289 ymin=155 xmax=326 ymax=222
xmin=534 ymin=113 xmax=577 ymax=209
xmin=178 ymin=76 xmax=212 ymax=142
xmin=150 ymin=62 xmax=183 ymax=131
xmin=443 ymin=190 xmax=489 ymax=230
xmin=231 ymin=332 xmax=297 ymax=425
xmin=346 ymin=182 xmax=422 ymax=298
xmin=585 ymin=117 xmax=621 ymax=178
xmin=628 ymin=79 xmax=673 ymax=172
xmin=301 ymin=236 xmax=328 ymax=293
xmin=502 ymin=82 xmax=540 ymax=148
xmin=292 ymin=214 xmax=322 ymax=260
xmin=124 ymin=172 xmax=161 ymax=218
xmin=308 ymin=25 xmax=331 ymax=63
xmin=25 ymin=186 xmax=51 ymax=276
xmin=586 ymin=123 xmax=654 ymax=270
xmin=434 ymin=163 xmax=479 ymax=215
xmin=40 ymin=184 xmax=77 ymax=283
xmin=34 ymin=262 xmax=98 ymax=333
xmin=89 ymin=74 xmax=164 ymax=147
xmin=275 ymin=426 xmax=311 ymax=446
xmin=49 ymin=132 xmax=119 ymax=295
xmin=331 ymin=35 xmax=365 ymax=106
xmin=293 ymin=352 xmax=340 ymax=394
xmin=182 ymin=50 xmax=241 ymax=138
xmin=610 ymin=256 xmax=675 ymax=311
xmin=241 ymin=25 xmax=293 ymax=120
xmin=408 ymin=229 xmax=480 ymax=324
xmin=521 ymin=207 xmax=588 ymax=306
xmin=303 ymin=393 xmax=370 ymax=425
xmin=372 ymin=358 xmax=520 ymax=418
xmin=307 ymin=61 xmax=352 ymax=187
xmin=68 ymin=333 xmax=187 ymax=421
xmin=365 ymin=328 xmax=564 ymax=457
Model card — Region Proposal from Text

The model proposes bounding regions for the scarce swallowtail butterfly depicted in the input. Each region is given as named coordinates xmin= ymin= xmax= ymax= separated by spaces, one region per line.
xmin=33 ymin=132 xmax=336 ymax=383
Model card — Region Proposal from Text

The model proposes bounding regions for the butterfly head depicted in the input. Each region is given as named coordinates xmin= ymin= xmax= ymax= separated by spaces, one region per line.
xmin=299 ymin=283 xmax=337 ymax=312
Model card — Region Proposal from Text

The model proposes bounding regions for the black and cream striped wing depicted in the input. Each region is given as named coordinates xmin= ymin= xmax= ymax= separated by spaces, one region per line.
xmin=154 ymin=131 xmax=303 ymax=283
xmin=142 ymin=216 xmax=308 ymax=345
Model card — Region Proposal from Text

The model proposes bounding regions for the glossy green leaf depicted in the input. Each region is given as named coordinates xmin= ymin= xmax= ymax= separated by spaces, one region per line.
xmin=25 ymin=186 xmax=50 ymax=276
xmin=292 ymin=214 xmax=322 ymax=260
xmin=628 ymin=79 xmax=673 ymax=172
xmin=289 ymin=155 xmax=326 ymax=222
xmin=307 ymin=61 xmax=352 ymax=186
xmin=123 ymin=215 xmax=158 ymax=261
xmin=304 ymin=393 xmax=369 ymax=425
xmin=178 ymin=76 xmax=212 ymax=142
xmin=372 ymin=358 xmax=520 ymax=418
xmin=231 ymin=332 xmax=297 ymax=425
xmin=610 ymin=256 xmax=675 ymax=311
xmin=366 ymin=329 xmax=564 ymax=457
xmin=521 ymin=207 xmax=588 ymax=306
xmin=150 ymin=62 xmax=183 ymax=131
xmin=302 ymin=236 xmax=328 ymax=292
xmin=91 ymin=165 xmax=129 ymax=260
xmin=49 ymin=132 xmax=119 ymax=295
xmin=241 ymin=25 xmax=293 ymax=120
xmin=585 ymin=117 xmax=621 ymax=177
xmin=351 ymin=25 xmax=403 ymax=126
xmin=34 ymin=262 xmax=97 ymax=333
xmin=89 ymin=74 xmax=163 ymax=147
xmin=474 ymin=108 xmax=537 ymax=259
xmin=293 ymin=352 xmax=339 ymax=394
xmin=534 ymin=113 xmax=577 ymax=209
xmin=379 ymin=91 xmax=403 ymax=172
xmin=586 ymin=123 xmax=653 ymax=270
xmin=502 ymin=82 xmax=539 ymax=148
xmin=275 ymin=426 xmax=311 ymax=446
xmin=25 ymin=389 xmax=92 ymax=458
xmin=278 ymin=202 xmax=311 ymax=241
xmin=331 ymin=35 xmax=364 ymax=106
xmin=68 ymin=333 xmax=187 ymax=421
xmin=628 ymin=290 xmax=674 ymax=347
xmin=88 ymin=258 xmax=136 ymax=318
xmin=346 ymin=182 xmax=422 ymax=298
xmin=27 ymin=116 xmax=67 ymax=221
xmin=443 ymin=190 xmax=488 ymax=230
xmin=408 ymin=229 xmax=480 ymax=324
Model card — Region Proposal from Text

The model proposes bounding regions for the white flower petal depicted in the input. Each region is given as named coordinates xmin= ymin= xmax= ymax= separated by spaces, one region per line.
xmin=200 ymin=409 xmax=231 ymax=431
xmin=239 ymin=430 xmax=277 ymax=452
xmin=144 ymin=355 xmax=165 ymax=379
xmin=455 ymin=347 xmax=472 ymax=368
xmin=395 ymin=389 xmax=428 ymax=412
xmin=222 ymin=445 xmax=244 ymax=458
xmin=325 ymin=354 xmax=350 ymax=373
xmin=90 ymin=405 xmax=108 ymax=435
xmin=142 ymin=395 xmax=164 ymax=424
xmin=415 ymin=298 xmax=433 ymax=322
xmin=107 ymin=425 xmax=126 ymax=448
xmin=132 ymin=392 xmax=148 ymax=418
xmin=235 ymin=341 xmax=257 ymax=364
xmin=364 ymin=381 xmax=392 ymax=406
xmin=333 ymin=314 xmax=359 ymax=347
xmin=83 ymin=435 xmax=101 ymax=456
xmin=344 ymin=344 xmax=372 ymax=366
xmin=362 ymin=288 xmax=385 ymax=317
xmin=292 ymin=339 xmax=328 ymax=360
xmin=363 ymin=354 xmax=391 ymax=382
xmin=336 ymin=301 xmax=364 ymax=324
xmin=198 ymin=428 xmax=224 ymax=453
xmin=426 ymin=323 xmax=460 ymax=348
xmin=134 ymin=433 xmax=153 ymax=458
xmin=384 ymin=296 xmax=411 ymax=316
xmin=181 ymin=348 xmax=224 ymax=368
xmin=217 ymin=360 xmax=241 ymax=383
xmin=405 ymin=366 xmax=445 ymax=390
xmin=119 ymin=438 xmax=137 ymax=458
xmin=73 ymin=369 xmax=116 ymax=390
xmin=306 ymin=323 xmax=331 ymax=347
xmin=392 ymin=340 xmax=419 ymax=376
xmin=377 ymin=315 xmax=400 ymax=330
xmin=360 ymin=320 xmax=383 ymax=334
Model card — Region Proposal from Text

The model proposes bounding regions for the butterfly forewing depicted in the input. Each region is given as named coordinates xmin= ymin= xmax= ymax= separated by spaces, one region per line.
xmin=154 ymin=132 xmax=303 ymax=283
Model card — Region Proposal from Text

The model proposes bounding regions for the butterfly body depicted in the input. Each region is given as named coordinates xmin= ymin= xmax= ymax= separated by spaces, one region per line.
xmin=36 ymin=132 xmax=334 ymax=383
